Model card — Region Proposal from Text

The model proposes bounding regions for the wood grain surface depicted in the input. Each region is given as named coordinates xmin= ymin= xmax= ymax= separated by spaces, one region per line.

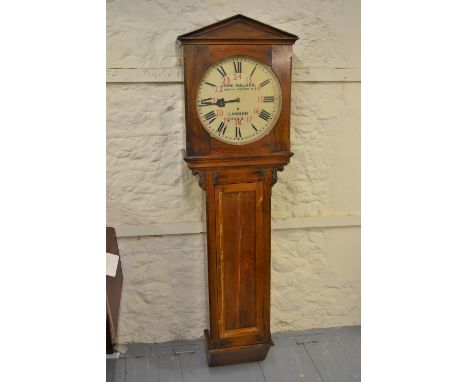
xmin=178 ymin=14 xmax=297 ymax=366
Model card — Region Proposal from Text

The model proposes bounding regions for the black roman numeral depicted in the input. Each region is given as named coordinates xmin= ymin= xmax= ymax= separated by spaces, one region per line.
xmin=258 ymin=109 xmax=271 ymax=121
xmin=204 ymin=111 xmax=216 ymax=124
xmin=236 ymin=126 xmax=242 ymax=138
xmin=251 ymin=124 xmax=258 ymax=132
xmin=217 ymin=122 xmax=227 ymax=135
xmin=263 ymin=96 xmax=274 ymax=103
xmin=260 ymin=79 xmax=270 ymax=88
xmin=217 ymin=66 xmax=227 ymax=77
xmin=250 ymin=65 xmax=257 ymax=77
xmin=233 ymin=61 xmax=242 ymax=73
xmin=205 ymin=81 xmax=216 ymax=87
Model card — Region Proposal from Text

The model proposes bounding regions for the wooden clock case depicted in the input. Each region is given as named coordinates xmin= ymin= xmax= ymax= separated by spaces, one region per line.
xmin=178 ymin=15 xmax=298 ymax=366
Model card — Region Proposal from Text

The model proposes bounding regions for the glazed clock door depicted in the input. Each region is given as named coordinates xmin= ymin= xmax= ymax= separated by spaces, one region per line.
xmin=210 ymin=169 xmax=271 ymax=344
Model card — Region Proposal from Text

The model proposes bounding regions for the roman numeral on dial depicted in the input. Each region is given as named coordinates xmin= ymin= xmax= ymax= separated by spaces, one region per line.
xmin=251 ymin=124 xmax=258 ymax=132
xmin=204 ymin=111 xmax=217 ymax=124
xmin=263 ymin=96 xmax=274 ymax=103
xmin=216 ymin=66 xmax=227 ymax=77
xmin=217 ymin=122 xmax=227 ymax=135
xmin=258 ymin=109 xmax=271 ymax=121
xmin=236 ymin=126 xmax=242 ymax=138
xmin=260 ymin=79 xmax=270 ymax=88
xmin=233 ymin=62 xmax=242 ymax=73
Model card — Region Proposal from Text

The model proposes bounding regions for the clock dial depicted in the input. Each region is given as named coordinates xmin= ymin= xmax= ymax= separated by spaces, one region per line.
xmin=196 ymin=56 xmax=282 ymax=145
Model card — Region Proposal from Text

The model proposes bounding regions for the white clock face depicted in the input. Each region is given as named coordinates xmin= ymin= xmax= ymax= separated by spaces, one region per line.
xmin=196 ymin=56 xmax=282 ymax=145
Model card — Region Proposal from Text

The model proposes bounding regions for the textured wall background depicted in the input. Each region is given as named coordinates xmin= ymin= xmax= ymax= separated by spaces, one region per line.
xmin=107 ymin=0 xmax=361 ymax=343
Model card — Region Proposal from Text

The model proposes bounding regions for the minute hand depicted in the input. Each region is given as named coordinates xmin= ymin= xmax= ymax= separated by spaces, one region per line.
xmin=223 ymin=98 xmax=240 ymax=104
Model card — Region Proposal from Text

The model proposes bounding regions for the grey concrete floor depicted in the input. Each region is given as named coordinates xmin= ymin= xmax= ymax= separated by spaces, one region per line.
xmin=107 ymin=325 xmax=360 ymax=382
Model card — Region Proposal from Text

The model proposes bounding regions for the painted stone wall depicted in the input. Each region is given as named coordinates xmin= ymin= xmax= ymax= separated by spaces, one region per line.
xmin=107 ymin=0 xmax=361 ymax=343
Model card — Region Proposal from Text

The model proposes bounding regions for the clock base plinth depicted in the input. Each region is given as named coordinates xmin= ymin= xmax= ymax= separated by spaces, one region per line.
xmin=204 ymin=329 xmax=273 ymax=367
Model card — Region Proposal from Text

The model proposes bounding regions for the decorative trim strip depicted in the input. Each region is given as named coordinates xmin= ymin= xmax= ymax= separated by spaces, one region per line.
xmin=113 ymin=214 xmax=360 ymax=237
xmin=106 ymin=67 xmax=360 ymax=83
xmin=292 ymin=67 xmax=360 ymax=82
xmin=107 ymin=68 xmax=183 ymax=83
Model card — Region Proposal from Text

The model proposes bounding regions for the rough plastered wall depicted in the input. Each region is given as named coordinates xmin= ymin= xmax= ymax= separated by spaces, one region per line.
xmin=107 ymin=0 xmax=361 ymax=343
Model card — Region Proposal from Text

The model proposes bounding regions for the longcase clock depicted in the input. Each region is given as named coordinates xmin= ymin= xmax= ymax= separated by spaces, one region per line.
xmin=177 ymin=15 xmax=298 ymax=366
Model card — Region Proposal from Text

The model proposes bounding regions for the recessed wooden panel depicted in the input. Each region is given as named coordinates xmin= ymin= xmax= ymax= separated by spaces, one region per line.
xmin=221 ymin=190 xmax=256 ymax=330
xmin=215 ymin=181 xmax=264 ymax=339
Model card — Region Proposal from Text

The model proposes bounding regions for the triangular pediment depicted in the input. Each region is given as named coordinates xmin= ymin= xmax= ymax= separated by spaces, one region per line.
xmin=178 ymin=14 xmax=298 ymax=44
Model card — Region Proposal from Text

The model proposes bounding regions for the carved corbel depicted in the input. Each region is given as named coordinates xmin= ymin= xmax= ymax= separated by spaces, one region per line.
xmin=191 ymin=169 xmax=206 ymax=190
xmin=271 ymin=166 xmax=284 ymax=186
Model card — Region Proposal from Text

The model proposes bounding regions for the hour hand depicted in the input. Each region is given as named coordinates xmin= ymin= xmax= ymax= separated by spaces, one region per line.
xmin=199 ymin=98 xmax=217 ymax=107
xmin=198 ymin=98 xmax=226 ymax=107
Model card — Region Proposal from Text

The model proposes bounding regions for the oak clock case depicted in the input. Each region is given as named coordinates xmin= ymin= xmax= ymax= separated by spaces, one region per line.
xmin=178 ymin=15 xmax=298 ymax=367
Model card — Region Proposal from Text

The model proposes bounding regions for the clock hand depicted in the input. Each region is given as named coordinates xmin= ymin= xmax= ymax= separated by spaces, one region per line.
xmin=214 ymin=98 xmax=239 ymax=107
xmin=198 ymin=98 xmax=240 ymax=108
xmin=223 ymin=98 xmax=240 ymax=104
